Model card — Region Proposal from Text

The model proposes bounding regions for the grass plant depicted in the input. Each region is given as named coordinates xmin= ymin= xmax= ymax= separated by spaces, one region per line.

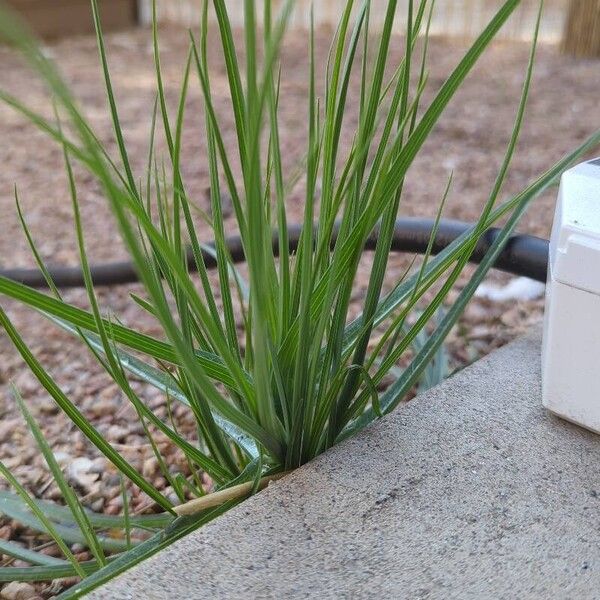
xmin=0 ymin=0 xmax=598 ymax=595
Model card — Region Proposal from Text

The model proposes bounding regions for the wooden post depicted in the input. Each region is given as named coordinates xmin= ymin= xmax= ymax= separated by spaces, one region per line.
xmin=562 ymin=0 xmax=600 ymax=57
xmin=5 ymin=0 xmax=138 ymax=39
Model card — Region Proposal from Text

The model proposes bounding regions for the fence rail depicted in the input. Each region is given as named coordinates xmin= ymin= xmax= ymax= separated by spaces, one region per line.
xmin=150 ymin=1 xmax=568 ymax=43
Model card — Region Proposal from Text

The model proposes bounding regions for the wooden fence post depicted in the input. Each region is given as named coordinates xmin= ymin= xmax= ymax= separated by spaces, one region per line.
xmin=562 ymin=0 xmax=600 ymax=56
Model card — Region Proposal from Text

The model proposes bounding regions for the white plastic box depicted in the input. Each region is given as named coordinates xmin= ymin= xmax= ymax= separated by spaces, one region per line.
xmin=542 ymin=157 xmax=600 ymax=433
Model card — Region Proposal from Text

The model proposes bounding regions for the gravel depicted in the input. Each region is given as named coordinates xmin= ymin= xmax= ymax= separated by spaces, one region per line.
xmin=0 ymin=23 xmax=598 ymax=597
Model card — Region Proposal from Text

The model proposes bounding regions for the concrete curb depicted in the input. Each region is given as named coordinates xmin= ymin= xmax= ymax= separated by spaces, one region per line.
xmin=92 ymin=328 xmax=600 ymax=599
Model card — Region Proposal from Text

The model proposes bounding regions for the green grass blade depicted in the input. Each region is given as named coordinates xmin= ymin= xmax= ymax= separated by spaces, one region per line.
xmin=358 ymin=187 xmax=535 ymax=431
xmin=0 ymin=307 xmax=174 ymax=513
xmin=342 ymin=129 xmax=600 ymax=353
xmin=0 ymin=277 xmax=243 ymax=388
xmin=90 ymin=0 xmax=137 ymax=194
xmin=12 ymin=386 xmax=107 ymax=564
xmin=0 ymin=539 xmax=66 ymax=567
xmin=120 ymin=478 xmax=132 ymax=550
xmin=52 ymin=320 xmax=258 ymax=462
xmin=0 ymin=486 xmax=140 ymax=553
xmin=0 ymin=461 xmax=85 ymax=577
xmin=0 ymin=491 xmax=171 ymax=530
xmin=61 ymin=504 xmax=237 ymax=598
xmin=0 ymin=560 xmax=103 ymax=583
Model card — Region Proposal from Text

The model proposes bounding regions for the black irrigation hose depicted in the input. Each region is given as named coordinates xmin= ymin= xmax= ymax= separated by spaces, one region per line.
xmin=0 ymin=218 xmax=549 ymax=289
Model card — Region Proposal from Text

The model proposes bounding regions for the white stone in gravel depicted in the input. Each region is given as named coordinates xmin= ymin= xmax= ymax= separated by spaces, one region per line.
xmin=0 ymin=420 xmax=20 ymax=444
xmin=109 ymin=495 xmax=123 ymax=509
xmin=89 ymin=397 xmax=117 ymax=418
xmin=67 ymin=457 xmax=94 ymax=475
xmin=67 ymin=457 xmax=100 ymax=493
xmin=12 ymin=372 xmax=38 ymax=397
xmin=92 ymin=457 xmax=108 ymax=471
xmin=476 ymin=276 xmax=545 ymax=302
xmin=53 ymin=451 xmax=71 ymax=464
xmin=36 ymin=397 xmax=58 ymax=415
xmin=0 ymin=581 xmax=37 ymax=600
xmin=142 ymin=457 xmax=159 ymax=478
xmin=90 ymin=498 xmax=105 ymax=512
xmin=107 ymin=425 xmax=129 ymax=442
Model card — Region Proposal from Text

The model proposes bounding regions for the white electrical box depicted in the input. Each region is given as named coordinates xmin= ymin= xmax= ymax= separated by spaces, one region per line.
xmin=542 ymin=157 xmax=600 ymax=433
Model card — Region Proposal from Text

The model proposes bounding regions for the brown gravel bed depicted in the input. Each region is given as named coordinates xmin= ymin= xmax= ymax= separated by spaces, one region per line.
xmin=0 ymin=23 xmax=599 ymax=597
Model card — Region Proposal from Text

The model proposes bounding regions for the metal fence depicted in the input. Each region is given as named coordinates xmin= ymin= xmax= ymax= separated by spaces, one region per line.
xmin=150 ymin=1 xmax=568 ymax=43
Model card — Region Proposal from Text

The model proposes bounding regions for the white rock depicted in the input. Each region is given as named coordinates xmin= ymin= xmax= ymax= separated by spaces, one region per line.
xmin=143 ymin=457 xmax=159 ymax=478
xmin=475 ymin=277 xmax=545 ymax=302
xmin=107 ymin=425 xmax=129 ymax=442
xmin=67 ymin=456 xmax=95 ymax=476
xmin=0 ymin=420 xmax=20 ymax=444
xmin=53 ymin=452 xmax=72 ymax=465
xmin=67 ymin=457 xmax=100 ymax=492
xmin=0 ymin=581 xmax=37 ymax=600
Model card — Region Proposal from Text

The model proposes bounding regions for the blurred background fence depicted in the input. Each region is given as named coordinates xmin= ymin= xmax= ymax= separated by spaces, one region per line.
xmin=150 ymin=0 xmax=569 ymax=43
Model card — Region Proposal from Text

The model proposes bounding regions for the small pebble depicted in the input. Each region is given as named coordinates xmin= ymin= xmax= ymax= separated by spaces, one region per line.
xmin=143 ymin=457 xmax=159 ymax=478
xmin=152 ymin=476 xmax=167 ymax=490
xmin=90 ymin=498 xmax=105 ymax=512
xmin=107 ymin=425 xmax=129 ymax=442
xmin=0 ymin=581 xmax=37 ymax=600
xmin=0 ymin=420 xmax=21 ymax=444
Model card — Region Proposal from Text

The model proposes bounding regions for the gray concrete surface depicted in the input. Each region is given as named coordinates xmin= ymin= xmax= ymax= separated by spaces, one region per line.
xmin=92 ymin=328 xmax=600 ymax=599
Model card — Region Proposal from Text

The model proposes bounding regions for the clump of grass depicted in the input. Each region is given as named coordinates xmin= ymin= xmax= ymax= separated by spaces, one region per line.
xmin=0 ymin=0 xmax=598 ymax=594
